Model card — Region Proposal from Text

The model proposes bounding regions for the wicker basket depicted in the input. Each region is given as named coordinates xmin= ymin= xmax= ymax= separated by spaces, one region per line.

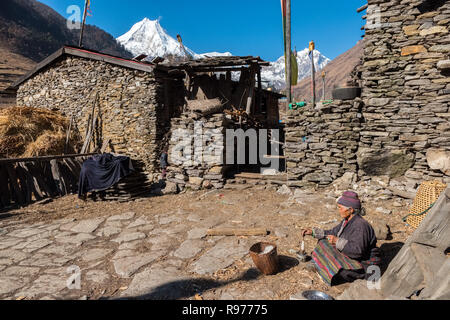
xmin=406 ymin=180 xmax=447 ymax=229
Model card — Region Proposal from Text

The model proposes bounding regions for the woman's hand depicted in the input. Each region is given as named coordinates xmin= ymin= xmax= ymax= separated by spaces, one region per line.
xmin=302 ymin=229 xmax=313 ymax=237
xmin=327 ymin=235 xmax=338 ymax=246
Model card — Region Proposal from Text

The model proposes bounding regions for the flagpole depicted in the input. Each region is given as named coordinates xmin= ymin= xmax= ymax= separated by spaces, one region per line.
xmin=79 ymin=0 xmax=88 ymax=47
xmin=286 ymin=0 xmax=292 ymax=106
xmin=322 ymin=71 xmax=326 ymax=101
xmin=309 ymin=41 xmax=316 ymax=107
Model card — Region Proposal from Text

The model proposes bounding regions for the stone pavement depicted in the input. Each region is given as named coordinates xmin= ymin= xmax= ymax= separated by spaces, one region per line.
xmin=0 ymin=209 xmax=253 ymax=300
xmin=0 ymin=187 xmax=412 ymax=300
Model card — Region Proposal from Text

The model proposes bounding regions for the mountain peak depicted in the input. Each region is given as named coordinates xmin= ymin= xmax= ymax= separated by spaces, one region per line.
xmin=117 ymin=18 xmax=233 ymax=60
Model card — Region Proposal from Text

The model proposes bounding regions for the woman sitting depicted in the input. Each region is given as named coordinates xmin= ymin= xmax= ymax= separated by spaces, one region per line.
xmin=302 ymin=191 xmax=381 ymax=286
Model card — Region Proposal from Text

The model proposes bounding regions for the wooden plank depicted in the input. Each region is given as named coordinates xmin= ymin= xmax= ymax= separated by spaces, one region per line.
xmin=357 ymin=4 xmax=368 ymax=13
xmin=40 ymin=161 xmax=59 ymax=197
xmin=58 ymin=160 xmax=78 ymax=194
xmin=18 ymin=162 xmax=43 ymax=201
xmin=207 ymin=228 xmax=269 ymax=237
xmin=50 ymin=159 xmax=66 ymax=196
xmin=64 ymin=114 xmax=74 ymax=154
xmin=0 ymin=164 xmax=12 ymax=207
xmin=63 ymin=158 xmax=81 ymax=182
xmin=27 ymin=161 xmax=53 ymax=198
xmin=82 ymin=115 xmax=97 ymax=154
xmin=15 ymin=164 xmax=32 ymax=204
xmin=256 ymin=66 xmax=262 ymax=114
xmin=245 ymin=66 xmax=257 ymax=115
xmin=101 ymin=138 xmax=111 ymax=154
xmin=0 ymin=153 xmax=97 ymax=164
xmin=5 ymin=164 xmax=25 ymax=205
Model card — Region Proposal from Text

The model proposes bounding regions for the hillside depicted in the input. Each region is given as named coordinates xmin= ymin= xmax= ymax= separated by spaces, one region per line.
xmin=0 ymin=47 xmax=34 ymax=91
xmin=292 ymin=40 xmax=363 ymax=101
xmin=0 ymin=0 xmax=132 ymax=94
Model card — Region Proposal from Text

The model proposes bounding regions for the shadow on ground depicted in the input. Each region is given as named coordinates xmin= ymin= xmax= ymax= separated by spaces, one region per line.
xmin=0 ymin=212 xmax=15 ymax=220
xmin=379 ymin=242 xmax=404 ymax=275
xmin=111 ymin=255 xmax=299 ymax=300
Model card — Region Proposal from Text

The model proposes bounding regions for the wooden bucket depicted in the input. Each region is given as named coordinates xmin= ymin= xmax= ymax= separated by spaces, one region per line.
xmin=249 ymin=242 xmax=279 ymax=275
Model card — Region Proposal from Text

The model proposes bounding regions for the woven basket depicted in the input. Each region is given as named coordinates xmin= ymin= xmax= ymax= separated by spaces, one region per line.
xmin=406 ymin=180 xmax=447 ymax=229
xmin=249 ymin=242 xmax=279 ymax=275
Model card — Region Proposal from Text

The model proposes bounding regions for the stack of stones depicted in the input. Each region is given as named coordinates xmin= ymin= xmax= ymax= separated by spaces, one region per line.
xmin=360 ymin=0 xmax=450 ymax=186
xmin=284 ymin=99 xmax=363 ymax=188
xmin=16 ymin=56 xmax=169 ymax=182
xmin=285 ymin=0 xmax=450 ymax=190
xmin=167 ymin=112 xmax=232 ymax=191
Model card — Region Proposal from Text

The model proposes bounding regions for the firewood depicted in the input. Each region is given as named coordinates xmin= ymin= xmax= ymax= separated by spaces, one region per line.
xmin=207 ymin=228 xmax=269 ymax=237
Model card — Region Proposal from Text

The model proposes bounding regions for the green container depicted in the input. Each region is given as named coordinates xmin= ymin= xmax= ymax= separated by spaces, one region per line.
xmin=289 ymin=102 xmax=307 ymax=110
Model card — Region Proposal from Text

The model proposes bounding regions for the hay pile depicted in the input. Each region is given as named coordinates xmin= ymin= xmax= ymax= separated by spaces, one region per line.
xmin=0 ymin=106 xmax=82 ymax=158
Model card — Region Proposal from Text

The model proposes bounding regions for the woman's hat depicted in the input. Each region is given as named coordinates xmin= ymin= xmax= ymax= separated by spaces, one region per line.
xmin=337 ymin=191 xmax=361 ymax=210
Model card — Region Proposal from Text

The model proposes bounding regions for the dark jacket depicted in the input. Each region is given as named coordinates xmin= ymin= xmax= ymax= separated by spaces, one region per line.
xmin=313 ymin=214 xmax=380 ymax=264
xmin=160 ymin=152 xmax=168 ymax=169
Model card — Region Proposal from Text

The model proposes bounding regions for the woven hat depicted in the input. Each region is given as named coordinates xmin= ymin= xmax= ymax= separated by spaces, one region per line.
xmin=337 ymin=191 xmax=361 ymax=210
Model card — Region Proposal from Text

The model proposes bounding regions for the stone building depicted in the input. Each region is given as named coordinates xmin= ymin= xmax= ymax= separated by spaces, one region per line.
xmin=285 ymin=0 xmax=450 ymax=191
xmin=9 ymin=46 xmax=282 ymax=186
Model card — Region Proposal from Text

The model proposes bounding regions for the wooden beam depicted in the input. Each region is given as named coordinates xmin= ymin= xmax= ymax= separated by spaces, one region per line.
xmin=357 ymin=4 xmax=368 ymax=13
xmin=246 ymin=66 xmax=257 ymax=115
xmin=0 ymin=153 xmax=97 ymax=164
xmin=0 ymin=164 xmax=11 ymax=206
xmin=257 ymin=66 xmax=262 ymax=114
xmin=50 ymin=159 xmax=66 ymax=195
xmin=64 ymin=114 xmax=74 ymax=154
xmin=187 ymin=67 xmax=250 ymax=73
xmin=207 ymin=228 xmax=269 ymax=237
xmin=5 ymin=164 xmax=25 ymax=205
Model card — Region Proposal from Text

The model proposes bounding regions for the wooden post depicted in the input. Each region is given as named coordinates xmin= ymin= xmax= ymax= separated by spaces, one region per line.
xmin=286 ymin=0 xmax=292 ymax=108
xmin=64 ymin=114 xmax=74 ymax=155
xmin=257 ymin=66 xmax=262 ymax=114
xmin=78 ymin=0 xmax=88 ymax=47
xmin=246 ymin=65 xmax=257 ymax=115
xmin=309 ymin=41 xmax=316 ymax=107
xmin=322 ymin=71 xmax=326 ymax=101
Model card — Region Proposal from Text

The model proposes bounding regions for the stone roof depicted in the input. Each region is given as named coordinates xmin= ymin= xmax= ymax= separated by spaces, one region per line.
xmin=9 ymin=46 xmax=271 ymax=91
xmin=9 ymin=45 xmax=158 ymax=90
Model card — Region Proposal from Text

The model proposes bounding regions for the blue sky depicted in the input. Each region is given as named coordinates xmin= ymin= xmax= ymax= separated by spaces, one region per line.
xmin=39 ymin=0 xmax=366 ymax=61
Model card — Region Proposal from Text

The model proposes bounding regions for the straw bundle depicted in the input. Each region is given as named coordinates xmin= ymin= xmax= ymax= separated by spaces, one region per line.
xmin=0 ymin=106 xmax=82 ymax=158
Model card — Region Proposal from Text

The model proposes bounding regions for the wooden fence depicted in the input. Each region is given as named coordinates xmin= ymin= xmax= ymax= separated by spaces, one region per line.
xmin=0 ymin=153 xmax=96 ymax=210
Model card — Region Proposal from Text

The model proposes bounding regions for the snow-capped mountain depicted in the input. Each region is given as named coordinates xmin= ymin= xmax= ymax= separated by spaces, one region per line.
xmin=117 ymin=18 xmax=330 ymax=91
xmin=261 ymin=49 xmax=331 ymax=91
xmin=117 ymin=18 xmax=231 ymax=60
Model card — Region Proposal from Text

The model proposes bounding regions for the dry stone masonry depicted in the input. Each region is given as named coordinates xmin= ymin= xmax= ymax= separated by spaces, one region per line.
xmin=16 ymin=56 xmax=171 ymax=180
xmin=285 ymin=0 xmax=450 ymax=190
xmin=285 ymin=99 xmax=363 ymax=188
xmin=167 ymin=112 xmax=233 ymax=191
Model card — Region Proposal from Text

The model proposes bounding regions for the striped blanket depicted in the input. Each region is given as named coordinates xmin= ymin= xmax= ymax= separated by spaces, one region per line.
xmin=312 ymin=239 xmax=364 ymax=286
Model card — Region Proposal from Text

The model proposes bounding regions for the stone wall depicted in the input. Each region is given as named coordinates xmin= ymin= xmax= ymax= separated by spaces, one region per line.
xmin=360 ymin=0 xmax=450 ymax=186
xmin=16 ymin=56 xmax=174 ymax=179
xmin=167 ymin=112 xmax=232 ymax=191
xmin=285 ymin=0 xmax=450 ymax=189
xmin=285 ymin=99 xmax=362 ymax=188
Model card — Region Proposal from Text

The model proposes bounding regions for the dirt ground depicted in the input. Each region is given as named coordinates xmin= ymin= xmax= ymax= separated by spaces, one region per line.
xmin=0 ymin=184 xmax=414 ymax=300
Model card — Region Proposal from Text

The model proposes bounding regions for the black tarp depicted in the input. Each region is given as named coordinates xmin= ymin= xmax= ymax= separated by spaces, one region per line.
xmin=78 ymin=153 xmax=134 ymax=197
